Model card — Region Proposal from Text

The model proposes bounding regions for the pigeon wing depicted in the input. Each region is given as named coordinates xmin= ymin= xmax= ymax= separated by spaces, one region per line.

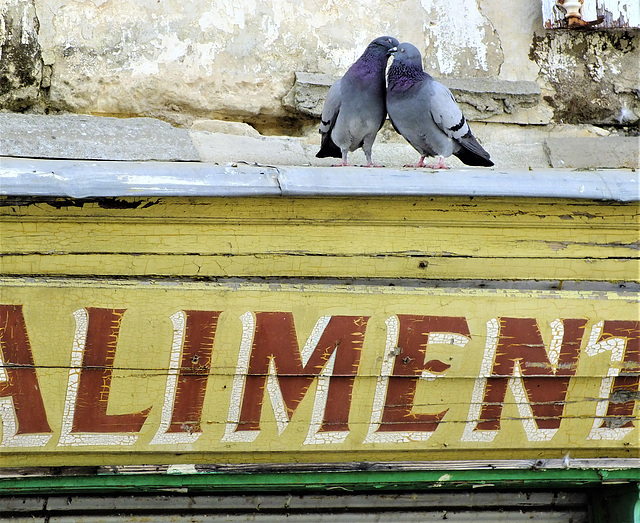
xmin=316 ymin=79 xmax=343 ymax=158
xmin=429 ymin=81 xmax=493 ymax=166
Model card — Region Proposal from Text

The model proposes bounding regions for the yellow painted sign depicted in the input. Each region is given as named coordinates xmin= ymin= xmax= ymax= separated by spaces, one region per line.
xmin=1 ymin=278 xmax=638 ymax=466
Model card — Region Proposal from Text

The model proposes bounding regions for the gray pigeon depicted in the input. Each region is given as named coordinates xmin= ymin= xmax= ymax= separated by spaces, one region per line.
xmin=386 ymin=43 xmax=493 ymax=168
xmin=316 ymin=36 xmax=399 ymax=166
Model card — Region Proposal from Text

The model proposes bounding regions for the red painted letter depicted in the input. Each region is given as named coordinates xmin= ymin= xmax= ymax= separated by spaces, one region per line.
xmin=462 ymin=317 xmax=586 ymax=442
xmin=59 ymin=308 xmax=152 ymax=446
xmin=223 ymin=312 xmax=368 ymax=444
xmin=365 ymin=315 xmax=470 ymax=443
xmin=151 ymin=310 xmax=221 ymax=444
xmin=0 ymin=305 xmax=52 ymax=447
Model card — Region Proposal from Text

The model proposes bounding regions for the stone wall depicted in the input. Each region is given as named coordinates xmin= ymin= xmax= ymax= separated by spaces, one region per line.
xmin=0 ymin=0 xmax=42 ymax=111
xmin=1 ymin=0 xmax=638 ymax=167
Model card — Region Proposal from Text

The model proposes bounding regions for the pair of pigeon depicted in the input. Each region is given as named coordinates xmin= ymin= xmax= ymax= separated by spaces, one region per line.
xmin=316 ymin=36 xmax=493 ymax=168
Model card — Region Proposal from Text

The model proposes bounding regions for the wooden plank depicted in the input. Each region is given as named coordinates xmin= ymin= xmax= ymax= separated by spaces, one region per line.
xmin=2 ymin=196 xmax=636 ymax=223
xmin=0 ymin=253 xmax=636 ymax=281
xmin=1 ymin=491 xmax=590 ymax=513
xmin=2 ymin=221 xmax=637 ymax=258
xmin=0 ymin=278 xmax=637 ymax=467
xmin=4 ymin=457 xmax=639 ymax=476
xmin=1 ymin=197 xmax=637 ymax=281
xmin=1 ymin=192 xmax=638 ymax=469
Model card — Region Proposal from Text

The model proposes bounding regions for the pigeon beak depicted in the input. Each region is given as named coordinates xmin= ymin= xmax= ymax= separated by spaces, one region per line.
xmin=387 ymin=47 xmax=398 ymax=56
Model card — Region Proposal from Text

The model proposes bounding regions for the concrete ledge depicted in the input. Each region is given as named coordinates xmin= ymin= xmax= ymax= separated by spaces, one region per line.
xmin=0 ymin=158 xmax=280 ymax=198
xmin=1 ymin=157 xmax=637 ymax=201
xmin=545 ymin=137 xmax=640 ymax=169
xmin=0 ymin=113 xmax=200 ymax=161
xmin=2 ymin=113 xmax=636 ymax=170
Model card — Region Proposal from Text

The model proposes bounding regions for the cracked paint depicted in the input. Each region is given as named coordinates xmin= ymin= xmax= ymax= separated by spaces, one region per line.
xmin=0 ymin=234 xmax=637 ymax=467
xmin=585 ymin=320 xmax=638 ymax=441
xmin=0 ymin=284 xmax=640 ymax=464
xmin=58 ymin=309 xmax=138 ymax=446
xmin=419 ymin=0 xmax=501 ymax=75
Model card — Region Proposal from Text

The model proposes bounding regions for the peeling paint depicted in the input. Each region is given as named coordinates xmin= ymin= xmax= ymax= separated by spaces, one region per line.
xmin=531 ymin=31 xmax=640 ymax=125
xmin=600 ymin=0 xmax=640 ymax=26
xmin=420 ymin=0 xmax=495 ymax=74
xmin=197 ymin=3 xmax=257 ymax=34
xmin=0 ymin=0 xmax=43 ymax=109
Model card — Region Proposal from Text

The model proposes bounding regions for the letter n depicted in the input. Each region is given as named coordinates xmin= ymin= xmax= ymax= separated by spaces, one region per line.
xmin=462 ymin=317 xmax=586 ymax=442
xmin=223 ymin=312 xmax=368 ymax=445
xmin=0 ymin=305 xmax=52 ymax=447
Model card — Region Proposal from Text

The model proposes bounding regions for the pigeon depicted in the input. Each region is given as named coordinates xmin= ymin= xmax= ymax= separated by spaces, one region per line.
xmin=316 ymin=36 xmax=399 ymax=167
xmin=386 ymin=43 xmax=493 ymax=168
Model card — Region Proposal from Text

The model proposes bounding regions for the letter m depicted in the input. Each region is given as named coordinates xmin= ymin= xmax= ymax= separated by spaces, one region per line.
xmin=223 ymin=312 xmax=368 ymax=445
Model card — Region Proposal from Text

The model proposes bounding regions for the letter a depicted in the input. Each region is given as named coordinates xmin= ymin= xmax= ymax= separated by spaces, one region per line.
xmin=0 ymin=305 xmax=52 ymax=447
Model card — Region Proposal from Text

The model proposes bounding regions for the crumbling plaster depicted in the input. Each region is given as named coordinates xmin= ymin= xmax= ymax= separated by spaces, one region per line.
xmin=23 ymin=0 xmax=515 ymax=122
xmin=1 ymin=0 xmax=639 ymax=133
xmin=531 ymin=30 xmax=639 ymax=125
xmin=0 ymin=0 xmax=42 ymax=110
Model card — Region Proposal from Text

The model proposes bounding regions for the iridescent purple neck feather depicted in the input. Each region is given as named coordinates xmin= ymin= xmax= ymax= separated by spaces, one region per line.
xmin=388 ymin=61 xmax=430 ymax=92
xmin=347 ymin=42 xmax=393 ymax=84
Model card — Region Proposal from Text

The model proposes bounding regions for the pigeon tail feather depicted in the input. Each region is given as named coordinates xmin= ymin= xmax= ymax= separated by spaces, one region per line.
xmin=316 ymin=131 xmax=342 ymax=159
xmin=454 ymin=132 xmax=494 ymax=167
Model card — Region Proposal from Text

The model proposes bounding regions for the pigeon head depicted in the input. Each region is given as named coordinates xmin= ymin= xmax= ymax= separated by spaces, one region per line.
xmin=348 ymin=36 xmax=400 ymax=80
xmin=387 ymin=42 xmax=428 ymax=90
xmin=390 ymin=43 xmax=424 ymax=70
xmin=367 ymin=36 xmax=400 ymax=56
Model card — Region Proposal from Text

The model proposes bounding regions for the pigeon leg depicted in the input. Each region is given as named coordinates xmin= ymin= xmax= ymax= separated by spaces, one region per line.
xmin=332 ymin=149 xmax=350 ymax=167
xmin=363 ymin=149 xmax=373 ymax=166
xmin=361 ymin=138 xmax=384 ymax=167
xmin=426 ymin=156 xmax=449 ymax=169
xmin=404 ymin=156 xmax=426 ymax=168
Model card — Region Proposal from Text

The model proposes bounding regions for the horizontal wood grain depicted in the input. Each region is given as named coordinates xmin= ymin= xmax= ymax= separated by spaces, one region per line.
xmin=1 ymin=197 xmax=637 ymax=281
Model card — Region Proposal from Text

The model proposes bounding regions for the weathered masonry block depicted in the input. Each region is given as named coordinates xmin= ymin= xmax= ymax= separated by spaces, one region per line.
xmin=284 ymin=72 xmax=545 ymax=125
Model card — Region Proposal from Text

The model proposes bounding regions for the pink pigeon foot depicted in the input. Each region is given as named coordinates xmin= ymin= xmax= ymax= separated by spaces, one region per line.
xmin=404 ymin=156 xmax=426 ymax=168
xmin=425 ymin=157 xmax=449 ymax=169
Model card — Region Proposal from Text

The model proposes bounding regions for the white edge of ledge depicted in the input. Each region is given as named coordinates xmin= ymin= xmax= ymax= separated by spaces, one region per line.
xmin=0 ymin=158 xmax=637 ymax=201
